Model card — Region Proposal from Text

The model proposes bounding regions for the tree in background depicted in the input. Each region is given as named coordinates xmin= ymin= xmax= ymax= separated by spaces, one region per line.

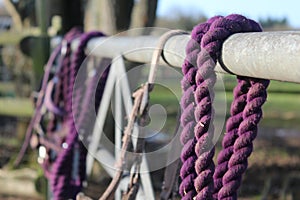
xmin=3 ymin=0 xmax=35 ymax=31
xmin=1 ymin=0 xmax=159 ymax=97
xmin=259 ymin=17 xmax=290 ymax=30
xmin=156 ymin=10 xmax=207 ymax=30
xmin=4 ymin=0 xmax=159 ymax=34
xmin=85 ymin=0 xmax=158 ymax=34
xmin=4 ymin=0 xmax=83 ymax=34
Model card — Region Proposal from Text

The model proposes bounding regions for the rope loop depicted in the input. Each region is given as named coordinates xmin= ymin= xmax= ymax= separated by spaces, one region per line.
xmin=180 ymin=14 xmax=269 ymax=200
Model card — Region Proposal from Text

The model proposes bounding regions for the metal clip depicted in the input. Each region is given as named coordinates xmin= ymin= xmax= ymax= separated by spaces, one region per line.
xmin=61 ymin=39 xmax=68 ymax=56
xmin=37 ymin=145 xmax=47 ymax=164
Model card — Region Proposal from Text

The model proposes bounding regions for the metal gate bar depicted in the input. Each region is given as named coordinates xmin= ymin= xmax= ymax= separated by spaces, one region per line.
xmin=72 ymin=31 xmax=300 ymax=83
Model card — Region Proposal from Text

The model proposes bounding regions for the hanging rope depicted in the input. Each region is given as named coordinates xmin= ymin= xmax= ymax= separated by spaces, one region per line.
xmin=14 ymin=43 xmax=63 ymax=167
xmin=180 ymin=14 xmax=269 ymax=200
xmin=179 ymin=16 xmax=220 ymax=200
xmin=50 ymin=31 xmax=108 ymax=199
xmin=17 ymin=28 xmax=111 ymax=200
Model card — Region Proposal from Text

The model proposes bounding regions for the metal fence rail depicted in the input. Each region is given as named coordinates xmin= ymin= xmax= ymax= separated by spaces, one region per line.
xmin=72 ymin=31 xmax=300 ymax=83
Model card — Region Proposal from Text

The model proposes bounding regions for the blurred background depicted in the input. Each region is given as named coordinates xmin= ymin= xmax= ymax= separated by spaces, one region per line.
xmin=0 ymin=0 xmax=299 ymax=199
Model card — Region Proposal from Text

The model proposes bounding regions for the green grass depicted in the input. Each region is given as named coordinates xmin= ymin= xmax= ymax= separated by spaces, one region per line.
xmin=0 ymin=76 xmax=299 ymax=129
xmin=223 ymin=75 xmax=300 ymax=93
xmin=225 ymin=92 xmax=300 ymax=117
xmin=0 ymin=82 xmax=15 ymax=97
xmin=226 ymin=91 xmax=300 ymax=129
xmin=268 ymin=80 xmax=300 ymax=93
xmin=0 ymin=137 xmax=20 ymax=147
xmin=0 ymin=98 xmax=33 ymax=117
xmin=262 ymin=93 xmax=300 ymax=130
xmin=263 ymin=93 xmax=300 ymax=117
xmin=150 ymin=81 xmax=300 ymax=130
xmin=0 ymin=82 xmax=14 ymax=92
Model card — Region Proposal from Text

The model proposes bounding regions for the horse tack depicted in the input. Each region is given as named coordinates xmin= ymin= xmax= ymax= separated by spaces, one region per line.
xmin=49 ymin=31 xmax=109 ymax=199
xmin=15 ymin=28 xmax=110 ymax=200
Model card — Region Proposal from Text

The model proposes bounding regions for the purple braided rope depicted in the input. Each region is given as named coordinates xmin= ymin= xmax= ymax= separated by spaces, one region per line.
xmin=70 ymin=32 xmax=107 ymax=190
xmin=213 ymin=77 xmax=250 ymax=199
xmin=199 ymin=15 xmax=268 ymax=200
xmin=209 ymin=15 xmax=263 ymax=199
xmin=50 ymin=31 xmax=106 ymax=199
xmin=181 ymin=14 xmax=269 ymax=200
xmin=75 ymin=59 xmax=111 ymax=187
xmin=218 ymin=79 xmax=269 ymax=200
xmin=197 ymin=15 xmax=256 ymax=200
xmin=44 ymin=28 xmax=83 ymax=197
xmin=180 ymin=16 xmax=222 ymax=200
xmin=76 ymin=58 xmax=111 ymax=189
xmin=46 ymin=28 xmax=82 ymax=137
xmin=43 ymin=28 xmax=82 ymax=176
xmin=94 ymin=58 xmax=111 ymax=112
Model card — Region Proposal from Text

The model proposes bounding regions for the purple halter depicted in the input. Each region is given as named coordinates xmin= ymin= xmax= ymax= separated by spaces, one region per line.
xmin=19 ymin=28 xmax=110 ymax=199
xmin=180 ymin=14 xmax=269 ymax=200
xmin=49 ymin=31 xmax=108 ymax=199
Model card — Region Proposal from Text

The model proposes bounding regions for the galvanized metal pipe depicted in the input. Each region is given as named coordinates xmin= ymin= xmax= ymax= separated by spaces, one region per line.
xmin=72 ymin=31 xmax=300 ymax=83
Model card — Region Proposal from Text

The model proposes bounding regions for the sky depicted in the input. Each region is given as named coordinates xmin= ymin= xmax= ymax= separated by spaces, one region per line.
xmin=0 ymin=0 xmax=299 ymax=28
xmin=157 ymin=0 xmax=300 ymax=28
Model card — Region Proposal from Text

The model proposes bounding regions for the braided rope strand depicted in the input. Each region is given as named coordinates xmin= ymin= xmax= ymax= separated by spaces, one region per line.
xmin=201 ymin=15 xmax=268 ymax=200
xmin=44 ymin=29 xmax=82 ymax=178
xmin=218 ymin=79 xmax=269 ymax=199
xmin=181 ymin=14 xmax=269 ymax=200
xmin=180 ymin=22 xmax=211 ymax=200
xmin=50 ymin=31 xmax=106 ymax=199
xmin=180 ymin=16 xmax=222 ymax=200
xmin=76 ymin=58 xmax=111 ymax=188
xmin=49 ymin=28 xmax=83 ymax=199
xmin=213 ymin=77 xmax=251 ymax=199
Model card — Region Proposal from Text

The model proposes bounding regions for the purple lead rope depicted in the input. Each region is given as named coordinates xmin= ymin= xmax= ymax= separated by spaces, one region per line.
xmin=18 ymin=28 xmax=110 ymax=200
xmin=179 ymin=16 xmax=220 ymax=200
xmin=50 ymin=31 xmax=108 ymax=199
xmin=180 ymin=14 xmax=269 ymax=200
